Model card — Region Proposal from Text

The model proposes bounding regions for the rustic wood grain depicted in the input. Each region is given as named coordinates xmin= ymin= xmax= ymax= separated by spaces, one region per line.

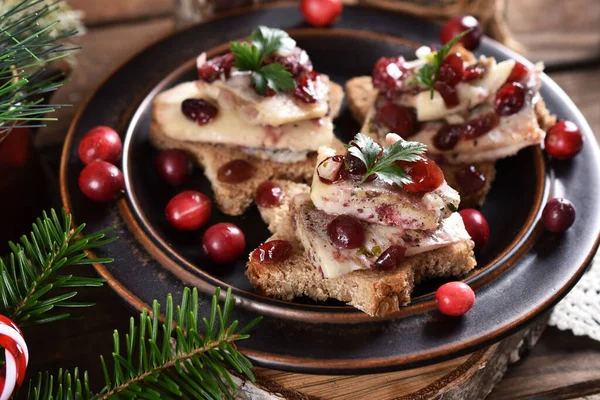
xmin=66 ymin=0 xmax=173 ymax=26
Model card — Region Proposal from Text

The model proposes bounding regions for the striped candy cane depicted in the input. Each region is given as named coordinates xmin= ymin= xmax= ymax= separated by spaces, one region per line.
xmin=0 ymin=316 xmax=28 ymax=400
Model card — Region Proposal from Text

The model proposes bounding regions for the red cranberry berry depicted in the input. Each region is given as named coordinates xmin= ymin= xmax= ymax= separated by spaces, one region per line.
xmin=461 ymin=112 xmax=499 ymax=140
xmin=459 ymin=208 xmax=490 ymax=249
xmin=264 ymin=48 xmax=312 ymax=77
xmin=155 ymin=149 xmax=192 ymax=186
xmin=256 ymin=181 xmax=285 ymax=208
xmin=435 ymin=281 xmax=475 ymax=316
xmin=78 ymin=126 xmax=122 ymax=165
xmin=252 ymin=240 xmax=293 ymax=264
xmin=463 ymin=65 xmax=484 ymax=81
xmin=454 ymin=165 xmax=486 ymax=195
xmin=373 ymin=245 xmax=406 ymax=271
xmin=197 ymin=52 xmax=235 ymax=82
xmin=78 ymin=160 xmax=124 ymax=202
xmin=440 ymin=15 xmax=483 ymax=51
xmin=345 ymin=154 xmax=375 ymax=182
xmin=376 ymin=102 xmax=419 ymax=138
xmin=542 ymin=198 xmax=576 ymax=233
xmin=398 ymin=157 xmax=444 ymax=193
xmin=327 ymin=215 xmax=365 ymax=249
xmin=294 ymin=71 xmax=322 ymax=103
xmin=494 ymin=82 xmax=525 ymax=116
xmin=434 ymin=81 xmax=460 ymax=108
xmin=165 ymin=191 xmax=211 ymax=231
xmin=372 ymin=56 xmax=408 ymax=95
xmin=217 ymin=159 xmax=255 ymax=183
xmin=438 ymin=53 xmax=464 ymax=87
xmin=433 ymin=124 xmax=461 ymax=150
xmin=202 ymin=223 xmax=246 ymax=264
xmin=507 ymin=62 xmax=529 ymax=83
xmin=544 ymin=120 xmax=584 ymax=159
xmin=300 ymin=0 xmax=343 ymax=27
xmin=181 ymin=99 xmax=218 ymax=124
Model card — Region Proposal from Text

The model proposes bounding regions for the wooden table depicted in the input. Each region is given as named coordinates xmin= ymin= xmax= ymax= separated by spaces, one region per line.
xmin=26 ymin=0 xmax=600 ymax=399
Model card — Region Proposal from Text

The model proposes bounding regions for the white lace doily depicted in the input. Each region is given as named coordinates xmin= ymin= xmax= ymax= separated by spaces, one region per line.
xmin=549 ymin=253 xmax=600 ymax=341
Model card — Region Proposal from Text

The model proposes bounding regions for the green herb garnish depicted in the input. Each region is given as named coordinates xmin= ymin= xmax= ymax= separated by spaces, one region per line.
xmin=230 ymin=26 xmax=296 ymax=95
xmin=345 ymin=133 xmax=427 ymax=186
xmin=411 ymin=30 xmax=472 ymax=99
xmin=447 ymin=202 xmax=458 ymax=212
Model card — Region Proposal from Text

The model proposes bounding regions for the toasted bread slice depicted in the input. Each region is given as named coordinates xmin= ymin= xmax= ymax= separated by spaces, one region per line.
xmin=345 ymin=76 xmax=496 ymax=207
xmin=247 ymin=181 xmax=476 ymax=317
xmin=150 ymin=81 xmax=344 ymax=216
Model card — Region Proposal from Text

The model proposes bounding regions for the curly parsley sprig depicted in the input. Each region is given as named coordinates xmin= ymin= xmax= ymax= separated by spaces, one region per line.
xmin=345 ymin=133 xmax=427 ymax=186
xmin=411 ymin=29 xmax=472 ymax=99
xmin=230 ymin=26 xmax=296 ymax=95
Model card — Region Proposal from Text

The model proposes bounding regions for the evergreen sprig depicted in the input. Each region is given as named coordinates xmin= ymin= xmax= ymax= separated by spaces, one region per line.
xmin=0 ymin=209 xmax=114 ymax=326
xmin=24 ymin=287 xmax=262 ymax=400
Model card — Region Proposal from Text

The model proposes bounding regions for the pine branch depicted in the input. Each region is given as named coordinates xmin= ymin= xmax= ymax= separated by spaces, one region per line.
xmin=23 ymin=287 xmax=262 ymax=400
xmin=0 ymin=209 xmax=114 ymax=326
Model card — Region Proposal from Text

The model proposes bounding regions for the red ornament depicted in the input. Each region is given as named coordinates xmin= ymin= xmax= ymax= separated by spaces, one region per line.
xmin=0 ymin=315 xmax=28 ymax=400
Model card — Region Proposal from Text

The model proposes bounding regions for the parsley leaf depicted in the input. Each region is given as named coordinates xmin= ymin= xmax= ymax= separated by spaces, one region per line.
xmin=345 ymin=133 xmax=427 ymax=186
xmin=230 ymin=26 xmax=296 ymax=94
xmin=412 ymin=29 xmax=471 ymax=99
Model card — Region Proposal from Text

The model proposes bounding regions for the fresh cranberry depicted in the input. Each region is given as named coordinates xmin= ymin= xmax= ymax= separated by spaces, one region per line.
xmin=294 ymin=71 xmax=322 ymax=103
xmin=252 ymin=240 xmax=293 ymax=264
xmin=373 ymin=245 xmax=406 ymax=271
xmin=542 ymin=198 xmax=576 ymax=233
xmin=435 ymin=281 xmax=475 ymax=316
xmin=165 ymin=191 xmax=211 ymax=231
xmin=544 ymin=120 xmax=584 ymax=159
xmin=459 ymin=209 xmax=489 ymax=249
xmin=181 ymin=99 xmax=218 ymax=124
xmin=398 ymin=157 xmax=444 ymax=193
xmin=463 ymin=65 xmax=484 ymax=81
xmin=197 ymin=52 xmax=235 ymax=82
xmin=317 ymin=155 xmax=347 ymax=184
xmin=440 ymin=15 xmax=483 ymax=51
xmin=376 ymin=102 xmax=419 ymax=138
xmin=494 ymin=82 xmax=525 ymax=116
xmin=507 ymin=62 xmax=529 ymax=83
xmin=300 ymin=0 xmax=342 ymax=27
xmin=327 ymin=215 xmax=365 ymax=249
xmin=217 ymin=159 xmax=255 ymax=183
xmin=264 ymin=48 xmax=312 ymax=77
xmin=155 ymin=149 xmax=192 ymax=186
xmin=461 ymin=112 xmax=499 ymax=140
xmin=372 ymin=56 xmax=408 ymax=95
xmin=344 ymin=154 xmax=376 ymax=182
xmin=256 ymin=181 xmax=285 ymax=208
xmin=78 ymin=160 xmax=124 ymax=202
xmin=434 ymin=81 xmax=459 ymax=108
xmin=438 ymin=53 xmax=464 ymax=87
xmin=454 ymin=165 xmax=486 ymax=195
xmin=78 ymin=126 xmax=122 ymax=165
xmin=202 ymin=223 xmax=246 ymax=264
xmin=433 ymin=124 xmax=461 ymax=150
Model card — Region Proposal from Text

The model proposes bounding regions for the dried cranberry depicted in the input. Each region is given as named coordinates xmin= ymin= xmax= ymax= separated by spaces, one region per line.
xmin=197 ymin=52 xmax=235 ymax=82
xmin=494 ymin=82 xmax=526 ymax=116
xmin=454 ymin=165 xmax=486 ymax=195
xmin=373 ymin=245 xmax=406 ymax=271
xmin=433 ymin=124 xmax=461 ymax=150
xmin=181 ymin=99 xmax=218 ymax=125
xmin=434 ymin=81 xmax=459 ymax=108
xmin=255 ymin=86 xmax=276 ymax=97
xmin=463 ymin=65 xmax=484 ymax=81
xmin=438 ymin=53 xmax=464 ymax=87
xmin=507 ymin=62 xmax=529 ymax=83
xmin=264 ymin=48 xmax=312 ymax=77
xmin=375 ymin=102 xmax=419 ymax=138
xmin=317 ymin=155 xmax=347 ymax=184
xmin=294 ymin=71 xmax=321 ymax=103
xmin=461 ymin=112 xmax=499 ymax=140
xmin=252 ymin=240 xmax=293 ymax=264
xmin=327 ymin=215 xmax=365 ymax=249
xmin=217 ymin=159 xmax=255 ymax=183
xmin=255 ymin=181 xmax=285 ymax=208
xmin=372 ymin=56 xmax=407 ymax=95
xmin=440 ymin=16 xmax=483 ymax=51
xmin=398 ymin=157 xmax=444 ymax=193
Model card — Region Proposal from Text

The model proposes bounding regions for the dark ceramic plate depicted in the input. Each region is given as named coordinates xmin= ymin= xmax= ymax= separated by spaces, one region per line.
xmin=60 ymin=3 xmax=600 ymax=374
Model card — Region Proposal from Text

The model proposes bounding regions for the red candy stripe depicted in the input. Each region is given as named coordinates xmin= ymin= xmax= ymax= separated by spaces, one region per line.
xmin=0 ymin=316 xmax=28 ymax=400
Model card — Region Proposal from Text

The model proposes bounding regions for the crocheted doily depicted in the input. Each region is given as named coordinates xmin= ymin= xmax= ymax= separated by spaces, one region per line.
xmin=549 ymin=254 xmax=600 ymax=341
